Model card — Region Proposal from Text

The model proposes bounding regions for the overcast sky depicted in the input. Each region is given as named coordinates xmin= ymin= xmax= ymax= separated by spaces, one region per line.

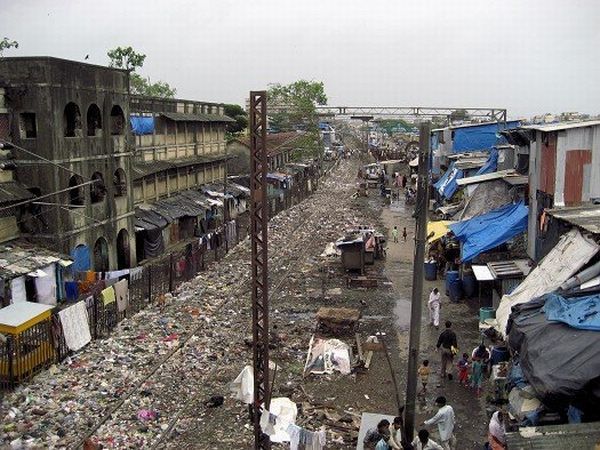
xmin=1 ymin=0 xmax=599 ymax=118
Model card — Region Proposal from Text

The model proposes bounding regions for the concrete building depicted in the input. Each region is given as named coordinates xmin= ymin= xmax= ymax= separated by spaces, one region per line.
xmin=0 ymin=57 xmax=134 ymax=271
xmin=505 ymin=120 xmax=600 ymax=260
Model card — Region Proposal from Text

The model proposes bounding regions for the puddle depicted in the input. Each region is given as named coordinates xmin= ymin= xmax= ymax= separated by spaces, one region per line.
xmin=394 ymin=296 xmax=412 ymax=331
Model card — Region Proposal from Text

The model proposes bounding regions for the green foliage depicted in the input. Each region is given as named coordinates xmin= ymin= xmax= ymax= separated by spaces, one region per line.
xmin=0 ymin=37 xmax=19 ymax=57
xmin=107 ymin=46 xmax=175 ymax=98
xmin=376 ymin=119 xmax=413 ymax=134
xmin=268 ymin=80 xmax=327 ymax=160
xmin=224 ymin=104 xmax=248 ymax=135
xmin=450 ymin=109 xmax=470 ymax=121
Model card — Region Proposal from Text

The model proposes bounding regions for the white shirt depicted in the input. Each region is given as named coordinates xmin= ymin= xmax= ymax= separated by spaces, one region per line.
xmin=428 ymin=291 xmax=441 ymax=307
xmin=411 ymin=436 xmax=444 ymax=450
xmin=388 ymin=424 xmax=403 ymax=449
xmin=424 ymin=405 xmax=455 ymax=441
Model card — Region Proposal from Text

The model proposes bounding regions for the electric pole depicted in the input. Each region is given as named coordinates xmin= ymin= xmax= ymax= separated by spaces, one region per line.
xmin=404 ymin=121 xmax=431 ymax=442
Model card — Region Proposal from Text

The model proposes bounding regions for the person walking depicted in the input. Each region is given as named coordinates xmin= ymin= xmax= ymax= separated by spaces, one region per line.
xmin=392 ymin=226 xmax=399 ymax=243
xmin=423 ymin=396 xmax=456 ymax=450
xmin=436 ymin=321 xmax=458 ymax=382
xmin=402 ymin=227 xmax=408 ymax=242
xmin=487 ymin=410 xmax=508 ymax=450
xmin=471 ymin=357 xmax=484 ymax=396
xmin=418 ymin=359 xmax=431 ymax=396
xmin=457 ymin=353 xmax=470 ymax=386
xmin=428 ymin=288 xmax=441 ymax=328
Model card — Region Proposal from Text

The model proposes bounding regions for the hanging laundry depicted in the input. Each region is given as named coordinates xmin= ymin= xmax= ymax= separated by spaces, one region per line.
xmin=129 ymin=267 xmax=143 ymax=281
xmin=229 ymin=365 xmax=254 ymax=403
xmin=65 ymin=281 xmax=79 ymax=301
xmin=113 ymin=279 xmax=129 ymax=313
xmin=260 ymin=409 xmax=277 ymax=436
xmin=100 ymin=286 xmax=115 ymax=306
xmin=10 ymin=276 xmax=27 ymax=303
xmin=58 ymin=301 xmax=92 ymax=351
xmin=34 ymin=264 xmax=57 ymax=306
xmin=106 ymin=269 xmax=130 ymax=279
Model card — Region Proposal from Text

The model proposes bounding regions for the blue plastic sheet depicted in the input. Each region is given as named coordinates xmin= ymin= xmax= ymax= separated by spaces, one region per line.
xmin=452 ymin=120 xmax=520 ymax=153
xmin=130 ymin=115 xmax=155 ymax=135
xmin=475 ymin=147 xmax=498 ymax=176
xmin=434 ymin=162 xmax=463 ymax=199
xmin=543 ymin=293 xmax=600 ymax=331
xmin=449 ymin=201 xmax=528 ymax=262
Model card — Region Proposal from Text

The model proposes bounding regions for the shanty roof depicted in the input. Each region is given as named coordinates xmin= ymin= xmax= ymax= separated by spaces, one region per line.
xmin=521 ymin=120 xmax=600 ymax=132
xmin=547 ymin=204 xmax=600 ymax=234
xmin=0 ymin=243 xmax=71 ymax=280
xmin=132 ymin=155 xmax=229 ymax=180
xmin=0 ymin=182 xmax=34 ymax=204
xmin=505 ymin=422 xmax=600 ymax=449
xmin=161 ymin=112 xmax=235 ymax=123
xmin=456 ymin=169 xmax=517 ymax=186
xmin=134 ymin=190 xmax=212 ymax=230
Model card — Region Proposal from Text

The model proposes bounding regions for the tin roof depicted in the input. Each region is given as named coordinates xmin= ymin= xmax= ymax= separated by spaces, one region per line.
xmin=132 ymin=155 xmax=229 ymax=180
xmin=505 ymin=422 xmax=600 ymax=449
xmin=0 ymin=181 xmax=34 ymax=204
xmin=546 ymin=204 xmax=600 ymax=234
xmin=521 ymin=120 xmax=600 ymax=132
xmin=0 ymin=243 xmax=70 ymax=280
xmin=161 ymin=112 xmax=235 ymax=123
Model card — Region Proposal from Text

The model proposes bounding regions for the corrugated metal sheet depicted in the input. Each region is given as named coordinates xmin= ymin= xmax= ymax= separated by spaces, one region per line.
xmin=546 ymin=205 xmax=600 ymax=234
xmin=540 ymin=134 xmax=557 ymax=195
xmin=456 ymin=169 xmax=516 ymax=186
xmin=522 ymin=120 xmax=600 ymax=132
xmin=564 ymin=149 xmax=592 ymax=205
xmin=161 ymin=112 xmax=235 ymax=123
xmin=496 ymin=228 xmax=599 ymax=336
xmin=505 ymin=422 xmax=600 ymax=449
xmin=0 ymin=181 xmax=34 ymax=204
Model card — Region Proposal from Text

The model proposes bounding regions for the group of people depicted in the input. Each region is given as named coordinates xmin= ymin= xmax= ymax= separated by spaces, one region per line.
xmin=392 ymin=225 xmax=408 ymax=243
xmin=363 ymin=397 xmax=455 ymax=450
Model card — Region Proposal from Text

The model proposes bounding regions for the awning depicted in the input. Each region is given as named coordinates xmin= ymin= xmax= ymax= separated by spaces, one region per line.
xmin=0 ymin=182 xmax=34 ymax=204
xmin=449 ymin=201 xmax=528 ymax=262
xmin=134 ymin=208 xmax=169 ymax=231
xmin=496 ymin=228 xmax=600 ymax=336
xmin=427 ymin=220 xmax=454 ymax=243
xmin=161 ymin=111 xmax=235 ymax=123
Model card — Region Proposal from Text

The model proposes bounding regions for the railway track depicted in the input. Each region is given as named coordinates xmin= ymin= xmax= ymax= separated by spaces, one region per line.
xmin=71 ymin=158 xmax=355 ymax=449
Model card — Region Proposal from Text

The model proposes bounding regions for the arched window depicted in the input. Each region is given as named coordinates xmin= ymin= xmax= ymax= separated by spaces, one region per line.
xmin=64 ymin=102 xmax=82 ymax=137
xmin=90 ymin=172 xmax=106 ymax=203
xmin=68 ymin=174 xmax=85 ymax=206
xmin=110 ymin=105 xmax=125 ymax=135
xmin=113 ymin=168 xmax=127 ymax=197
xmin=86 ymin=104 xmax=102 ymax=136
xmin=93 ymin=237 xmax=109 ymax=272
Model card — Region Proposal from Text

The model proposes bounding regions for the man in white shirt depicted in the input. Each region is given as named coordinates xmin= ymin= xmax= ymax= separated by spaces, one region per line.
xmin=428 ymin=288 xmax=441 ymax=328
xmin=387 ymin=416 xmax=404 ymax=449
xmin=423 ymin=396 xmax=456 ymax=450
xmin=411 ymin=429 xmax=444 ymax=450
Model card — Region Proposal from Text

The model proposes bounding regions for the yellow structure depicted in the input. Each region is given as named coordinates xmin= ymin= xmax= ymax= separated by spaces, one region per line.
xmin=427 ymin=220 xmax=455 ymax=244
xmin=0 ymin=302 xmax=55 ymax=385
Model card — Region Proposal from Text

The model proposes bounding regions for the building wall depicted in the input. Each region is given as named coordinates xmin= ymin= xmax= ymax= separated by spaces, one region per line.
xmin=0 ymin=57 xmax=136 ymax=269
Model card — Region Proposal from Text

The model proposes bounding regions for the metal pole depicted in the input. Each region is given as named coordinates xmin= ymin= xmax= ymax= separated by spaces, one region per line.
xmin=249 ymin=91 xmax=271 ymax=450
xmin=404 ymin=121 xmax=431 ymax=442
xmin=224 ymin=135 xmax=229 ymax=253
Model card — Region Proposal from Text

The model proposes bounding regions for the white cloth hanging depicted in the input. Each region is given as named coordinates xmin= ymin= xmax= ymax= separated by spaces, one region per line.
xmin=10 ymin=276 xmax=27 ymax=303
xmin=35 ymin=264 xmax=57 ymax=305
xmin=58 ymin=301 xmax=92 ymax=351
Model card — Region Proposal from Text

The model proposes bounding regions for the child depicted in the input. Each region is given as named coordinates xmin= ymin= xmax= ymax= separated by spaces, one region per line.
xmin=417 ymin=360 xmax=431 ymax=395
xmin=472 ymin=358 xmax=484 ymax=396
xmin=457 ymin=353 xmax=470 ymax=385
xmin=392 ymin=226 xmax=399 ymax=243
xmin=402 ymin=227 xmax=408 ymax=242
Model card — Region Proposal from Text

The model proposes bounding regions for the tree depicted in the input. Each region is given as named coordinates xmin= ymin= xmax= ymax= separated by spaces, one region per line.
xmin=223 ymin=104 xmax=248 ymax=135
xmin=450 ymin=109 xmax=470 ymax=122
xmin=107 ymin=46 xmax=176 ymax=98
xmin=267 ymin=80 xmax=327 ymax=159
xmin=0 ymin=37 xmax=19 ymax=57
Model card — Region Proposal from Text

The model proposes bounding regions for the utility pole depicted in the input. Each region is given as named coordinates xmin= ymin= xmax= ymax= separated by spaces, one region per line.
xmin=224 ymin=133 xmax=229 ymax=253
xmin=404 ymin=121 xmax=431 ymax=442
xmin=249 ymin=91 xmax=271 ymax=449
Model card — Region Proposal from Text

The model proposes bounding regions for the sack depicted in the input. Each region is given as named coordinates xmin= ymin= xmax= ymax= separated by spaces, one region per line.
xmin=450 ymin=345 xmax=458 ymax=356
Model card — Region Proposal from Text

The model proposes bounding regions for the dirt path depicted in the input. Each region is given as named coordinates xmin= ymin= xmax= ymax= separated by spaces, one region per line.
xmin=381 ymin=197 xmax=489 ymax=449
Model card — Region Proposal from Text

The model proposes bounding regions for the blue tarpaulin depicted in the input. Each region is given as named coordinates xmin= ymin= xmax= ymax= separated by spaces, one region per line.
xmin=543 ymin=293 xmax=600 ymax=331
xmin=452 ymin=121 xmax=520 ymax=153
xmin=475 ymin=147 xmax=498 ymax=176
xmin=449 ymin=201 xmax=528 ymax=262
xmin=434 ymin=162 xmax=463 ymax=199
xmin=130 ymin=115 xmax=155 ymax=135
xmin=70 ymin=244 xmax=91 ymax=272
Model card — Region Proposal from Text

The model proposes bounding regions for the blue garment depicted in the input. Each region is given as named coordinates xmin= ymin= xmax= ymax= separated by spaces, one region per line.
xmin=65 ymin=281 xmax=79 ymax=301
xmin=449 ymin=201 xmax=528 ymax=262
xmin=70 ymin=245 xmax=91 ymax=272
xmin=542 ymin=293 xmax=600 ymax=331
xmin=375 ymin=438 xmax=390 ymax=450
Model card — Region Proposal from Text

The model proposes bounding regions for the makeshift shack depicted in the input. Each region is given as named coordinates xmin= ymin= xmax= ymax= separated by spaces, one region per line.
xmin=0 ymin=302 xmax=55 ymax=387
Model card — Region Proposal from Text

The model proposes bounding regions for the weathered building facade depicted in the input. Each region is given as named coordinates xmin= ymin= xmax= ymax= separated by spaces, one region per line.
xmin=0 ymin=57 xmax=135 ymax=271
